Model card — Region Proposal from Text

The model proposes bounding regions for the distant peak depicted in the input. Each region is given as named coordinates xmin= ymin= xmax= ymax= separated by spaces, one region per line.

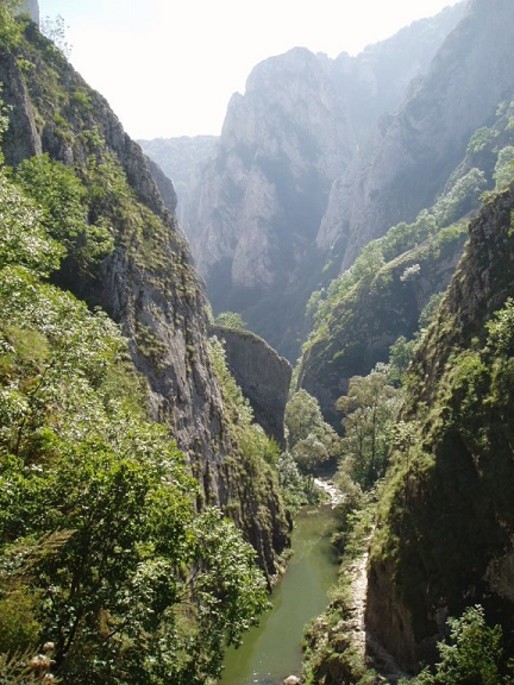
xmin=20 ymin=0 xmax=39 ymax=25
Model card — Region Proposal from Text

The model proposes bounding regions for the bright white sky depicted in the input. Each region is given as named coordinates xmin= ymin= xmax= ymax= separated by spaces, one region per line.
xmin=38 ymin=0 xmax=462 ymax=140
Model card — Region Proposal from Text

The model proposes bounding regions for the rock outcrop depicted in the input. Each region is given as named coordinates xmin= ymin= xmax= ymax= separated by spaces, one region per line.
xmin=297 ymin=228 xmax=466 ymax=426
xmin=166 ymin=4 xmax=466 ymax=360
xmin=366 ymin=184 xmax=514 ymax=671
xmin=144 ymin=155 xmax=178 ymax=215
xmin=185 ymin=47 xmax=356 ymax=358
xmin=317 ymin=0 xmax=514 ymax=270
xmin=211 ymin=326 xmax=292 ymax=446
xmin=0 ymin=21 xmax=290 ymax=576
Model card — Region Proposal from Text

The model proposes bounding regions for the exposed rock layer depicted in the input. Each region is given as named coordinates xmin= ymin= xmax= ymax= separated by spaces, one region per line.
xmin=297 ymin=231 xmax=466 ymax=427
xmin=211 ymin=326 xmax=292 ymax=447
xmin=168 ymin=4 xmax=467 ymax=359
xmin=318 ymin=0 xmax=514 ymax=270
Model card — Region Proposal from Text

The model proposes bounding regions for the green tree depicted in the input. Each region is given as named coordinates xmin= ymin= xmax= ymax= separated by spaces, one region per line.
xmin=387 ymin=336 xmax=416 ymax=387
xmin=407 ymin=606 xmax=514 ymax=685
xmin=285 ymin=390 xmax=341 ymax=487
xmin=337 ymin=371 xmax=399 ymax=489
xmin=0 ymin=0 xmax=24 ymax=48
xmin=215 ymin=311 xmax=248 ymax=330
xmin=15 ymin=153 xmax=114 ymax=276
xmin=0 ymin=144 xmax=268 ymax=684
xmin=493 ymin=146 xmax=514 ymax=190
xmin=285 ymin=389 xmax=325 ymax=445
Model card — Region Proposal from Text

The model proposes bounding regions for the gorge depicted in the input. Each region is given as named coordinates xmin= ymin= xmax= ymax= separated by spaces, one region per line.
xmin=1 ymin=0 xmax=514 ymax=684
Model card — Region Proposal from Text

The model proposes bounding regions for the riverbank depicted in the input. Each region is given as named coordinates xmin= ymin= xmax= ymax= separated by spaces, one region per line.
xmin=302 ymin=499 xmax=378 ymax=685
xmin=314 ymin=478 xmax=345 ymax=507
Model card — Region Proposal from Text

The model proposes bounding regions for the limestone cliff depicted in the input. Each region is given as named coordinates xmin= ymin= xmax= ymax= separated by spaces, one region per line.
xmin=366 ymin=184 xmax=514 ymax=671
xmin=295 ymin=130 xmax=510 ymax=426
xmin=185 ymin=47 xmax=356 ymax=357
xmin=144 ymin=155 xmax=178 ymax=215
xmin=0 ymin=21 xmax=290 ymax=576
xmin=211 ymin=326 xmax=292 ymax=447
xmin=175 ymin=5 xmax=466 ymax=359
xmin=317 ymin=0 xmax=514 ymax=270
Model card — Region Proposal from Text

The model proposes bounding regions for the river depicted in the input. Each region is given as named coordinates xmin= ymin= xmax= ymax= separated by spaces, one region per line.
xmin=218 ymin=503 xmax=339 ymax=685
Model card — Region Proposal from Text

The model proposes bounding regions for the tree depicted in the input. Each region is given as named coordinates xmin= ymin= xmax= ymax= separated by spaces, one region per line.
xmin=406 ymin=605 xmax=514 ymax=685
xmin=40 ymin=14 xmax=71 ymax=58
xmin=285 ymin=389 xmax=326 ymax=445
xmin=15 ymin=154 xmax=114 ymax=276
xmin=0 ymin=143 xmax=268 ymax=684
xmin=214 ymin=311 xmax=248 ymax=330
xmin=493 ymin=146 xmax=514 ymax=190
xmin=285 ymin=390 xmax=341 ymax=484
xmin=337 ymin=371 xmax=399 ymax=489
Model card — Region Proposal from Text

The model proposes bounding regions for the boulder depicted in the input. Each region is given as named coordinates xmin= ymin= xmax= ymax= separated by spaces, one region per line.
xmin=283 ymin=676 xmax=301 ymax=685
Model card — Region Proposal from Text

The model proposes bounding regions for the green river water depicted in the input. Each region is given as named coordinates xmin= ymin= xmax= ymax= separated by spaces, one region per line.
xmin=218 ymin=504 xmax=339 ymax=685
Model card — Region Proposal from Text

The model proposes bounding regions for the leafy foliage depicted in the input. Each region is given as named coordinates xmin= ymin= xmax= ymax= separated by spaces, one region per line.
xmin=15 ymin=153 xmax=114 ymax=276
xmin=494 ymin=145 xmax=514 ymax=189
xmin=337 ymin=371 xmax=399 ymax=490
xmin=0 ymin=120 xmax=268 ymax=685
xmin=405 ymin=606 xmax=514 ymax=685
xmin=0 ymin=0 xmax=24 ymax=48
xmin=285 ymin=390 xmax=341 ymax=481
xmin=215 ymin=311 xmax=249 ymax=330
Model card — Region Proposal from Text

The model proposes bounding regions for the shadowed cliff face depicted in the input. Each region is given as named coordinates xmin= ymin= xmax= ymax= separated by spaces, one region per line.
xmin=296 ymin=230 xmax=466 ymax=428
xmin=317 ymin=0 xmax=514 ymax=271
xmin=211 ymin=326 xmax=292 ymax=447
xmin=0 ymin=22 xmax=290 ymax=576
xmin=366 ymin=185 xmax=514 ymax=672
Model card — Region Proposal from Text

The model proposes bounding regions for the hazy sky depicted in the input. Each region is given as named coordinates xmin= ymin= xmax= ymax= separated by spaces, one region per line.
xmin=38 ymin=0 xmax=462 ymax=140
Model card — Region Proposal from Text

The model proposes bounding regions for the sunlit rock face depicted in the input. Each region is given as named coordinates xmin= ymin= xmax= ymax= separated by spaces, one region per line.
xmin=185 ymin=47 xmax=356 ymax=359
xmin=177 ymin=4 xmax=467 ymax=359
xmin=317 ymin=0 xmax=514 ymax=271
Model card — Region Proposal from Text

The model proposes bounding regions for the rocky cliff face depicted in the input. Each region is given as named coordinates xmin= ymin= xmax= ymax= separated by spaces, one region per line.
xmin=175 ymin=5 xmax=466 ymax=359
xmin=317 ymin=0 xmax=514 ymax=270
xmin=0 ymin=22 xmax=290 ymax=576
xmin=139 ymin=136 xmax=217 ymax=225
xmin=185 ymin=47 xmax=356 ymax=356
xmin=366 ymin=184 xmax=514 ymax=671
xmin=211 ymin=326 xmax=292 ymax=447
xmin=144 ymin=155 xmax=178 ymax=215
xmin=334 ymin=3 xmax=468 ymax=146
xmin=297 ymin=49 xmax=514 ymax=430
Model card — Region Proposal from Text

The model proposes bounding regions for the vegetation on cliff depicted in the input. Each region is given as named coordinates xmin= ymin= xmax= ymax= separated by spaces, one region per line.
xmin=0 ymin=130 xmax=270 ymax=682
xmin=297 ymin=99 xmax=514 ymax=427
xmin=0 ymin=9 xmax=290 ymax=683
xmin=367 ymin=185 xmax=514 ymax=672
xmin=302 ymin=184 xmax=514 ymax=682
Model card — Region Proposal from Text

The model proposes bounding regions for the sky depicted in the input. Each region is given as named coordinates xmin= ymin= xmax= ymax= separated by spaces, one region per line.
xmin=37 ymin=0 xmax=463 ymax=140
